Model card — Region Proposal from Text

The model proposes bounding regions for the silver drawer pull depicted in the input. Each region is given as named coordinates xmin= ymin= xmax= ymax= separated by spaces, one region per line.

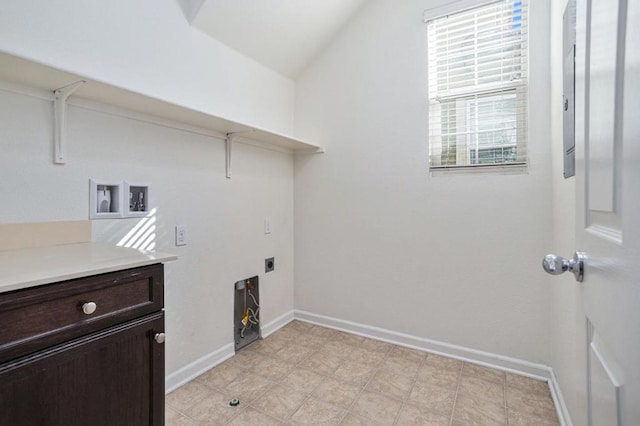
xmin=154 ymin=333 xmax=166 ymax=344
xmin=82 ymin=302 xmax=97 ymax=315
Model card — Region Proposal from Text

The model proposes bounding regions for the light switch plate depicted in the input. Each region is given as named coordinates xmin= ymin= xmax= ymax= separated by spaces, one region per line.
xmin=264 ymin=219 xmax=271 ymax=234
xmin=175 ymin=225 xmax=187 ymax=246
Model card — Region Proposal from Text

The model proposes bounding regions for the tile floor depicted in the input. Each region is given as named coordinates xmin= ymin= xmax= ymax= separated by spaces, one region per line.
xmin=166 ymin=321 xmax=560 ymax=425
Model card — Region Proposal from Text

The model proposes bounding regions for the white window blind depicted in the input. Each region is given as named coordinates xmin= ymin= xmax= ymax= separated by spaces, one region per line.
xmin=426 ymin=0 xmax=528 ymax=170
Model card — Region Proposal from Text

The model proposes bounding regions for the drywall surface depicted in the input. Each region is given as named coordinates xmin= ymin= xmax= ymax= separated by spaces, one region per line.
xmin=0 ymin=89 xmax=295 ymax=376
xmin=0 ymin=0 xmax=295 ymax=135
xmin=294 ymin=0 xmax=553 ymax=363
xmin=549 ymin=0 xmax=582 ymax=423
xmin=191 ymin=0 xmax=367 ymax=78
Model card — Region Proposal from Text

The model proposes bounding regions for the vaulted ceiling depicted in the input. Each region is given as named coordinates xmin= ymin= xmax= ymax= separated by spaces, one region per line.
xmin=182 ymin=0 xmax=367 ymax=79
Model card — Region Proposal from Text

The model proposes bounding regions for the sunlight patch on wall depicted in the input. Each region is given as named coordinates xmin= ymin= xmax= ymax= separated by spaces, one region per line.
xmin=117 ymin=208 xmax=157 ymax=251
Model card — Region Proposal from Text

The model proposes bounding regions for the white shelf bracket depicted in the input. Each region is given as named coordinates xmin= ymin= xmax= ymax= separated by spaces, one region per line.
xmin=225 ymin=131 xmax=253 ymax=179
xmin=225 ymin=133 xmax=235 ymax=179
xmin=53 ymin=80 xmax=86 ymax=164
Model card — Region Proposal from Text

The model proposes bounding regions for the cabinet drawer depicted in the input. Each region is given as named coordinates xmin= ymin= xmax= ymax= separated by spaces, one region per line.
xmin=0 ymin=264 xmax=163 ymax=363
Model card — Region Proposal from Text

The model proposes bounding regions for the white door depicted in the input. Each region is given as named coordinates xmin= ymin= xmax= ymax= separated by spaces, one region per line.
xmin=575 ymin=0 xmax=640 ymax=424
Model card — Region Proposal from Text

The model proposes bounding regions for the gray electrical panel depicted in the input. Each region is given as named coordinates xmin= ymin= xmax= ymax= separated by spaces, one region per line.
xmin=563 ymin=0 xmax=577 ymax=178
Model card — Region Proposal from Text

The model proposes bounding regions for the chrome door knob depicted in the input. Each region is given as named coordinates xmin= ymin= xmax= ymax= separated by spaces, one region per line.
xmin=154 ymin=333 xmax=166 ymax=344
xmin=82 ymin=302 xmax=97 ymax=315
xmin=542 ymin=251 xmax=585 ymax=282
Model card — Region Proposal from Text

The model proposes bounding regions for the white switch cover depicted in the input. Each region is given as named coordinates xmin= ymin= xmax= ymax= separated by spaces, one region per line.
xmin=175 ymin=225 xmax=187 ymax=246
xmin=264 ymin=219 xmax=271 ymax=234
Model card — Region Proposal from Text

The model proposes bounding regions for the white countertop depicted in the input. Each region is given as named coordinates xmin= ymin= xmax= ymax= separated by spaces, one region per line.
xmin=0 ymin=242 xmax=177 ymax=294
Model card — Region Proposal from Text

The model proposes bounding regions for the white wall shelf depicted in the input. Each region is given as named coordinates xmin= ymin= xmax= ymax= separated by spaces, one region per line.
xmin=0 ymin=51 xmax=324 ymax=173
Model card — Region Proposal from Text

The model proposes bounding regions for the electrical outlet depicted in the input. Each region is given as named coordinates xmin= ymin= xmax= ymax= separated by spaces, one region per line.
xmin=175 ymin=225 xmax=187 ymax=246
xmin=265 ymin=257 xmax=275 ymax=273
xmin=264 ymin=219 xmax=271 ymax=234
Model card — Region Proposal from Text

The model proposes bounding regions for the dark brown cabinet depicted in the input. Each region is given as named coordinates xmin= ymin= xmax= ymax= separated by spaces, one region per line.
xmin=0 ymin=264 xmax=166 ymax=426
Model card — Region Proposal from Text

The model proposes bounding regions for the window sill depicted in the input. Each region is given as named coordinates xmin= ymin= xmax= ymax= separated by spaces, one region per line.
xmin=429 ymin=162 xmax=527 ymax=176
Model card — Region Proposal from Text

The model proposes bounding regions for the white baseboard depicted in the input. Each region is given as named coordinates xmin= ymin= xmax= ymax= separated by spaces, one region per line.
xmin=549 ymin=370 xmax=573 ymax=426
xmin=261 ymin=310 xmax=295 ymax=338
xmin=165 ymin=343 xmax=235 ymax=394
xmin=165 ymin=310 xmax=294 ymax=394
xmin=294 ymin=309 xmax=573 ymax=425
xmin=294 ymin=310 xmax=550 ymax=379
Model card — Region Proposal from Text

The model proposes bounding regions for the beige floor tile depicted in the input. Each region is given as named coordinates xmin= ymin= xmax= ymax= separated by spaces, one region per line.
xmin=314 ymin=377 xmax=363 ymax=409
xmin=506 ymin=374 xmax=552 ymax=399
xmin=333 ymin=359 xmax=377 ymax=387
xmin=309 ymin=325 xmax=341 ymax=339
xmin=269 ymin=327 xmax=302 ymax=344
xmin=351 ymin=390 xmax=403 ymax=425
xmin=506 ymin=387 xmax=558 ymax=423
xmin=250 ymin=338 xmax=286 ymax=356
xmin=290 ymin=397 xmax=348 ymax=425
xmin=389 ymin=346 xmax=427 ymax=362
xmin=507 ymin=408 xmax=561 ymax=426
xmin=395 ymin=403 xmax=452 ymax=426
xmin=233 ymin=348 xmax=264 ymax=366
xmin=365 ymin=368 xmax=414 ymax=400
xmin=415 ymin=364 xmax=460 ymax=390
xmin=381 ymin=355 xmax=422 ymax=379
xmin=274 ymin=344 xmax=315 ymax=364
xmin=196 ymin=362 xmax=245 ymax=390
xmin=285 ymin=320 xmax=314 ymax=333
xmin=350 ymin=346 xmax=388 ymax=367
xmin=184 ymin=389 xmax=238 ymax=424
xmin=250 ymin=383 xmax=308 ymax=420
xmin=281 ymin=368 xmax=326 ymax=394
xmin=222 ymin=355 xmax=250 ymax=371
xmin=458 ymin=375 xmax=505 ymax=404
xmin=166 ymin=406 xmax=195 ymax=426
xmin=424 ymin=354 xmax=462 ymax=372
xmin=274 ymin=330 xmax=303 ymax=342
xmin=359 ymin=338 xmax=395 ymax=355
xmin=224 ymin=370 xmax=274 ymax=403
xmin=461 ymin=363 xmax=506 ymax=385
xmin=334 ymin=332 xmax=366 ymax=347
xmin=339 ymin=413 xmax=383 ymax=425
xmin=226 ymin=406 xmax=284 ymax=425
xmin=248 ymin=355 xmax=295 ymax=382
xmin=265 ymin=331 xmax=298 ymax=349
xmin=323 ymin=340 xmax=358 ymax=359
xmin=407 ymin=382 xmax=456 ymax=416
xmin=297 ymin=333 xmax=331 ymax=349
xmin=452 ymin=394 xmax=506 ymax=426
xmin=166 ymin=381 xmax=212 ymax=413
xmin=299 ymin=351 xmax=344 ymax=375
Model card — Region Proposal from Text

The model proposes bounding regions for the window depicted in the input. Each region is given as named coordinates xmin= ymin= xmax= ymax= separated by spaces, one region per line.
xmin=426 ymin=0 xmax=528 ymax=171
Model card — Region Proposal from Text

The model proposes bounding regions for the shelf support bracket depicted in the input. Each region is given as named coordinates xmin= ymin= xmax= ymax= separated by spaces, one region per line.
xmin=225 ymin=133 xmax=235 ymax=179
xmin=53 ymin=80 xmax=86 ymax=164
xmin=225 ymin=131 xmax=253 ymax=179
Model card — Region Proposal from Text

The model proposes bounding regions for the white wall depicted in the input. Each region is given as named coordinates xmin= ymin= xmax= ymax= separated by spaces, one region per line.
xmin=0 ymin=89 xmax=295 ymax=376
xmin=0 ymin=0 xmax=299 ymax=379
xmin=549 ymin=0 xmax=583 ymax=423
xmin=0 ymin=0 xmax=295 ymax=135
xmin=293 ymin=0 xmax=553 ymax=363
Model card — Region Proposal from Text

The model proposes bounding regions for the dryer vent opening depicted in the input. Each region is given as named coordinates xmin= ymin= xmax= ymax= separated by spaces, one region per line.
xmin=234 ymin=276 xmax=260 ymax=351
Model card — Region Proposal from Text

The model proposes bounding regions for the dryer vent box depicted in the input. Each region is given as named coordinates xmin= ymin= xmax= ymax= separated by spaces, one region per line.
xmin=234 ymin=276 xmax=260 ymax=351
